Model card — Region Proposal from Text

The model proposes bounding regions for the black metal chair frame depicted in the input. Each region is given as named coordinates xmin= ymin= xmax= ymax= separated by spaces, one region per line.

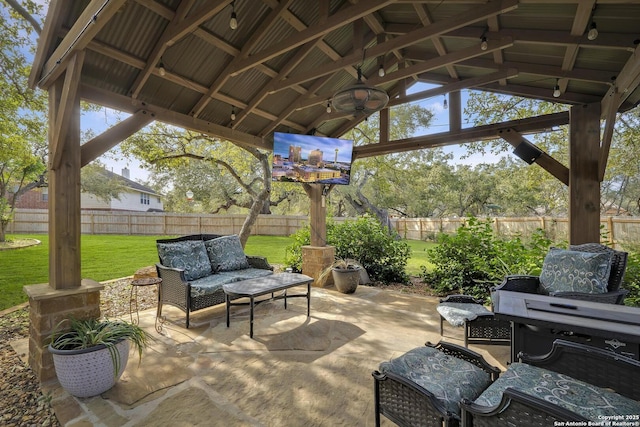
xmin=460 ymin=339 xmax=640 ymax=427
xmin=438 ymin=295 xmax=511 ymax=347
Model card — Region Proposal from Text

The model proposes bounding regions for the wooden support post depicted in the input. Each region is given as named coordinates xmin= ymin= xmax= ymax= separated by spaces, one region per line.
xmin=569 ymin=102 xmax=601 ymax=245
xmin=302 ymin=183 xmax=335 ymax=285
xmin=303 ymin=183 xmax=332 ymax=247
xmin=448 ymin=90 xmax=461 ymax=132
xmin=48 ymin=66 xmax=82 ymax=290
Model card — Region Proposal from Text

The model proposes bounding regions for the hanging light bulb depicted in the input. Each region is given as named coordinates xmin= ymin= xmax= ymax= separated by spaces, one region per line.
xmin=553 ymin=79 xmax=561 ymax=98
xmin=158 ymin=58 xmax=166 ymax=76
xmin=230 ymin=107 xmax=236 ymax=121
xmin=587 ymin=22 xmax=598 ymax=40
xmin=443 ymin=94 xmax=448 ymax=110
xmin=480 ymin=36 xmax=488 ymax=51
xmin=229 ymin=1 xmax=238 ymax=30
xmin=378 ymin=64 xmax=385 ymax=77
xmin=326 ymin=102 xmax=331 ymax=114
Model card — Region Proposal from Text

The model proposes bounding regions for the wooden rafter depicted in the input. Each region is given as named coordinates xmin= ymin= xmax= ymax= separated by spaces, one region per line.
xmin=190 ymin=0 xmax=296 ymax=118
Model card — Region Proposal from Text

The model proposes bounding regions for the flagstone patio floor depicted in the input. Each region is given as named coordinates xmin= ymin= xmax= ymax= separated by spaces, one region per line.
xmin=13 ymin=284 xmax=510 ymax=426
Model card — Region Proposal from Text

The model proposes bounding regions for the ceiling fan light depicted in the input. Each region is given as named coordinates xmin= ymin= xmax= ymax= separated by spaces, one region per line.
xmin=331 ymin=67 xmax=389 ymax=114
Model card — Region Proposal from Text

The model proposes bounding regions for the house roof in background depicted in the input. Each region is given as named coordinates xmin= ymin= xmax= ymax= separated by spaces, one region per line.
xmin=100 ymin=168 xmax=160 ymax=195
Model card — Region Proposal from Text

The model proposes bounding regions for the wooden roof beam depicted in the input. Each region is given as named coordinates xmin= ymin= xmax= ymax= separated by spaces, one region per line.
xmin=80 ymin=110 xmax=155 ymax=167
xmin=79 ymin=85 xmax=268 ymax=151
xmin=270 ymin=0 xmax=518 ymax=93
xmin=50 ymin=51 xmax=85 ymax=170
xmin=500 ymin=128 xmax=570 ymax=186
xmin=353 ymin=112 xmax=569 ymax=158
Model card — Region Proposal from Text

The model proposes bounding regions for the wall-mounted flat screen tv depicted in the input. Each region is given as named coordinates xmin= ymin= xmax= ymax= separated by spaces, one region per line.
xmin=272 ymin=132 xmax=354 ymax=185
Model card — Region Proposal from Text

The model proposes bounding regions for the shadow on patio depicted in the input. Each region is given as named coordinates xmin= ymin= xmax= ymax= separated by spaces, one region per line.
xmin=41 ymin=285 xmax=510 ymax=426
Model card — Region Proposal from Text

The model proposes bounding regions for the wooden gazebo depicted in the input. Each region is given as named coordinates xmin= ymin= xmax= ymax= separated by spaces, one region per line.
xmin=27 ymin=0 xmax=640 ymax=380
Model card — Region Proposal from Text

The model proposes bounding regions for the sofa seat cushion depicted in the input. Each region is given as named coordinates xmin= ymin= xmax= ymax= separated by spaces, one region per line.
xmin=539 ymin=248 xmax=613 ymax=295
xmin=473 ymin=362 xmax=640 ymax=421
xmin=221 ymin=268 xmax=274 ymax=282
xmin=188 ymin=269 xmax=274 ymax=298
xmin=157 ymin=240 xmax=211 ymax=281
xmin=205 ymin=235 xmax=250 ymax=272
xmin=379 ymin=346 xmax=493 ymax=418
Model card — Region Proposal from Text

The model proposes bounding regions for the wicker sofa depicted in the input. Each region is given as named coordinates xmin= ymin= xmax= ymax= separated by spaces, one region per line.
xmin=155 ymin=234 xmax=273 ymax=328
xmin=493 ymin=243 xmax=629 ymax=304
xmin=460 ymin=339 xmax=640 ymax=427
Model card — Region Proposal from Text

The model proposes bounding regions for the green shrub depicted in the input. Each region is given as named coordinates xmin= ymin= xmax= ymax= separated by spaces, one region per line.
xmin=285 ymin=215 xmax=411 ymax=283
xmin=621 ymin=243 xmax=640 ymax=307
xmin=420 ymin=216 xmax=552 ymax=299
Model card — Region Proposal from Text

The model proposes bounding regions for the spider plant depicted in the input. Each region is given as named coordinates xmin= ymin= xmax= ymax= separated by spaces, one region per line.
xmin=50 ymin=317 xmax=151 ymax=374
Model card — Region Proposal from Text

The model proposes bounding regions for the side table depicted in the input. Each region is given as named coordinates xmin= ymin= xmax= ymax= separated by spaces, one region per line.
xmin=130 ymin=277 xmax=162 ymax=333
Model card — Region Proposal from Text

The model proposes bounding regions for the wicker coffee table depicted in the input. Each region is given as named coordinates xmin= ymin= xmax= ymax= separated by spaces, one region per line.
xmin=223 ymin=273 xmax=314 ymax=338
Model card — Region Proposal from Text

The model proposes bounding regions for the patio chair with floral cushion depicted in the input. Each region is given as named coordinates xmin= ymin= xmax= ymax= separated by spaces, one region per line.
xmin=492 ymin=243 xmax=628 ymax=304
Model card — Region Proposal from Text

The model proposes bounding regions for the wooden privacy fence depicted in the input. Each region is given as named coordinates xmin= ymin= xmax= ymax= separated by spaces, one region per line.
xmin=8 ymin=209 xmax=640 ymax=246
xmin=392 ymin=216 xmax=640 ymax=247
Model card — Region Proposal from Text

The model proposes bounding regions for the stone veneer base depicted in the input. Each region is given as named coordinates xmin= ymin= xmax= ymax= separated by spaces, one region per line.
xmin=24 ymin=279 xmax=104 ymax=382
xmin=301 ymin=245 xmax=336 ymax=287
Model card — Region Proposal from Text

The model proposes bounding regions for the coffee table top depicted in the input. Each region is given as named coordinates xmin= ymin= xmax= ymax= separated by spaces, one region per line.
xmin=223 ymin=273 xmax=313 ymax=298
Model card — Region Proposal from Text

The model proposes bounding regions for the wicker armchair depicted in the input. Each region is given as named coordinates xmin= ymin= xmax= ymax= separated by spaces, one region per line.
xmin=493 ymin=243 xmax=628 ymax=304
xmin=373 ymin=341 xmax=500 ymax=427
xmin=460 ymin=339 xmax=640 ymax=427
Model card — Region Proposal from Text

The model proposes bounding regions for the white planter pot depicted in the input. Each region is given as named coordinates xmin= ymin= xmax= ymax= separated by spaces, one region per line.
xmin=49 ymin=340 xmax=130 ymax=398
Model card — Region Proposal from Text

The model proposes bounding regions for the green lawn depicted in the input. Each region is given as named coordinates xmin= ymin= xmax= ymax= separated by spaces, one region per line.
xmin=0 ymin=234 xmax=434 ymax=311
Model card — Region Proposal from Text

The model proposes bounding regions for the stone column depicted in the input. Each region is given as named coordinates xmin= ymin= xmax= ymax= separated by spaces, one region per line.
xmin=24 ymin=279 xmax=104 ymax=381
xmin=302 ymin=245 xmax=335 ymax=287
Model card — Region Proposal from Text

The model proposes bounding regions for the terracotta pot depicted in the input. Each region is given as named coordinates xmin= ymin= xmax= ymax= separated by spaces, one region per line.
xmin=332 ymin=267 xmax=361 ymax=294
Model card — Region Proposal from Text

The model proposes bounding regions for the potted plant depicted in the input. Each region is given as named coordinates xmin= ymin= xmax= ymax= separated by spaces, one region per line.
xmin=318 ymin=258 xmax=363 ymax=294
xmin=48 ymin=317 xmax=151 ymax=398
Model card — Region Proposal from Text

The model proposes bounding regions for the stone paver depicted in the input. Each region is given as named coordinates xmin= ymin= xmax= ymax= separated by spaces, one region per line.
xmin=44 ymin=286 xmax=509 ymax=426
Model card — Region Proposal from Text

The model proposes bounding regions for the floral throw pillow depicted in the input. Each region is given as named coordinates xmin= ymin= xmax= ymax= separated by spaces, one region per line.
xmin=157 ymin=240 xmax=211 ymax=281
xmin=539 ymin=248 xmax=612 ymax=295
xmin=205 ymin=235 xmax=250 ymax=272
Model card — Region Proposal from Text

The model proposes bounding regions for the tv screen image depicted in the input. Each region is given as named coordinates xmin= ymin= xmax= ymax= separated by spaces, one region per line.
xmin=272 ymin=132 xmax=354 ymax=185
